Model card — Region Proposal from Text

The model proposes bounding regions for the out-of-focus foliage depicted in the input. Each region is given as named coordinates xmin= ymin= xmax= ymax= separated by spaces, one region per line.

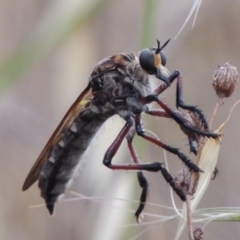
xmin=0 ymin=0 xmax=112 ymax=91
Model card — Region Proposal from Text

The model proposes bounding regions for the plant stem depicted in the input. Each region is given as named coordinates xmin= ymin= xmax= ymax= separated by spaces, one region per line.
xmin=208 ymin=98 xmax=224 ymax=130
xmin=141 ymin=0 xmax=159 ymax=48
xmin=186 ymin=195 xmax=194 ymax=240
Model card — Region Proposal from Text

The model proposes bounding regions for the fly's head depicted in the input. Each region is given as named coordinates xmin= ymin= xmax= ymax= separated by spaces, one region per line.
xmin=139 ymin=39 xmax=170 ymax=85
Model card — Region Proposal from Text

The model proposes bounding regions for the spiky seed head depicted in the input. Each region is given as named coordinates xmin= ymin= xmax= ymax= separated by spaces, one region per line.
xmin=212 ymin=62 xmax=239 ymax=98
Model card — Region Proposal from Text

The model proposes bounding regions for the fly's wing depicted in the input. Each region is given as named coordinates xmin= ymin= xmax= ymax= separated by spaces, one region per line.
xmin=22 ymin=84 xmax=93 ymax=191
xmin=22 ymin=52 xmax=136 ymax=191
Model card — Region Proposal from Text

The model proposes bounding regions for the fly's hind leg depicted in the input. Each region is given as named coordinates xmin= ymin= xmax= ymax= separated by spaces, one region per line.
xmin=103 ymin=116 xmax=186 ymax=221
xmin=126 ymin=127 xmax=148 ymax=222
xmin=126 ymin=109 xmax=174 ymax=221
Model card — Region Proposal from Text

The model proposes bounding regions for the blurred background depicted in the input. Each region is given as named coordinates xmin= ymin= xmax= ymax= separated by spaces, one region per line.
xmin=0 ymin=0 xmax=240 ymax=239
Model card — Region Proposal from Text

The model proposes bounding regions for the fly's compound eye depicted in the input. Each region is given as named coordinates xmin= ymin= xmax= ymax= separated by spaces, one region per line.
xmin=139 ymin=48 xmax=156 ymax=75
xmin=139 ymin=49 xmax=166 ymax=74
xmin=139 ymin=39 xmax=170 ymax=74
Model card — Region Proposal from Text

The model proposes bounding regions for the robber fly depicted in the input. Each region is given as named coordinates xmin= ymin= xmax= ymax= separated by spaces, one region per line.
xmin=22 ymin=39 xmax=218 ymax=221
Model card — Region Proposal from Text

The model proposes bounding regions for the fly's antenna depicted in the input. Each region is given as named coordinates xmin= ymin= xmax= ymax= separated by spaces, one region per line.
xmin=155 ymin=40 xmax=161 ymax=54
xmin=155 ymin=39 xmax=171 ymax=54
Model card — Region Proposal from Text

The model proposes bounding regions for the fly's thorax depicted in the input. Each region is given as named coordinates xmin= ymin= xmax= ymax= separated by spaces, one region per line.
xmin=90 ymin=52 xmax=153 ymax=98
xmin=124 ymin=61 xmax=153 ymax=97
xmin=89 ymin=52 xmax=154 ymax=117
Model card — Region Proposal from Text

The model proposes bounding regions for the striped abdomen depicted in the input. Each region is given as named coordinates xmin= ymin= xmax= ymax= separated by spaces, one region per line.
xmin=39 ymin=107 xmax=113 ymax=214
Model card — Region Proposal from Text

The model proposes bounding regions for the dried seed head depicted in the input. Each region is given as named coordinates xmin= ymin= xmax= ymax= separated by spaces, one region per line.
xmin=182 ymin=111 xmax=205 ymax=132
xmin=212 ymin=62 xmax=239 ymax=98
xmin=174 ymin=168 xmax=200 ymax=196
xmin=193 ymin=226 xmax=204 ymax=240
xmin=177 ymin=111 xmax=204 ymax=146
xmin=174 ymin=168 xmax=191 ymax=196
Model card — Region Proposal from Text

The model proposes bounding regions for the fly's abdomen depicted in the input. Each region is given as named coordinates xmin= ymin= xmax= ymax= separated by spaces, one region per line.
xmin=39 ymin=108 xmax=111 ymax=214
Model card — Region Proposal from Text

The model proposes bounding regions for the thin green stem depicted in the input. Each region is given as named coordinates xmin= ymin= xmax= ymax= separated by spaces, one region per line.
xmin=141 ymin=0 xmax=160 ymax=48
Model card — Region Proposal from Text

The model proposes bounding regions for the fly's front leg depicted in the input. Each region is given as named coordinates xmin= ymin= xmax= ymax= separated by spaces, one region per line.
xmin=154 ymin=70 xmax=180 ymax=95
xmin=144 ymin=95 xmax=218 ymax=139
xmin=126 ymin=127 xmax=148 ymax=222
xmin=175 ymin=71 xmax=209 ymax=130
xmin=147 ymin=109 xmax=198 ymax=154
xmin=154 ymin=70 xmax=209 ymax=130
